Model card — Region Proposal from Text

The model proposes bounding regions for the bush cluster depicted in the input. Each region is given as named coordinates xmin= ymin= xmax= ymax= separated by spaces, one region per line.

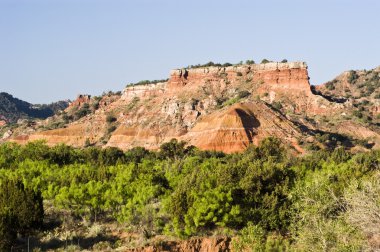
xmin=127 ymin=79 xmax=169 ymax=87
xmin=0 ymin=178 xmax=43 ymax=250
xmin=1 ymin=138 xmax=380 ymax=250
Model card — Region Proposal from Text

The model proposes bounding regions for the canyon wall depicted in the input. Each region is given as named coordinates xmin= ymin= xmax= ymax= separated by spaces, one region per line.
xmin=120 ymin=62 xmax=313 ymax=100
xmin=167 ymin=62 xmax=311 ymax=93
xmin=10 ymin=61 xmax=341 ymax=153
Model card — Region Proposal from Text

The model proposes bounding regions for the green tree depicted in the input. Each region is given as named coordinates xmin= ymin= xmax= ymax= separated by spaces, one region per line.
xmin=19 ymin=140 xmax=50 ymax=161
xmin=158 ymin=139 xmax=194 ymax=160
xmin=125 ymin=147 xmax=152 ymax=163
xmin=0 ymin=210 xmax=17 ymax=251
xmin=99 ymin=147 xmax=125 ymax=165
xmin=184 ymin=186 xmax=241 ymax=235
xmin=49 ymin=143 xmax=78 ymax=166
xmin=0 ymin=179 xmax=44 ymax=237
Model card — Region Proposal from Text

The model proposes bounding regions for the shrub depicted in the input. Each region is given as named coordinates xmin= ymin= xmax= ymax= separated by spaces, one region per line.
xmin=126 ymin=97 xmax=140 ymax=110
xmin=128 ymin=79 xmax=169 ymax=87
xmin=84 ymin=138 xmax=91 ymax=147
xmin=187 ymin=61 xmax=234 ymax=69
xmin=353 ymin=110 xmax=363 ymax=119
xmin=223 ymin=97 xmax=240 ymax=107
xmin=49 ymin=143 xmax=77 ymax=166
xmin=238 ymin=90 xmax=250 ymax=99
xmin=158 ymin=139 xmax=193 ymax=160
xmin=184 ymin=186 xmax=241 ymax=235
xmin=62 ymin=112 xmax=72 ymax=123
xmin=19 ymin=140 xmax=50 ymax=161
xmin=348 ymin=70 xmax=359 ymax=84
xmin=74 ymin=103 xmax=91 ymax=120
xmin=291 ymin=167 xmax=365 ymax=251
xmin=325 ymin=81 xmax=335 ymax=90
xmin=106 ymin=115 xmax=117 ymax=123
xmin=232 ymin=223 xmax=290 ymax=252
xmin=91 ymin=101 xmax=100 ymax=111
xmin=344 ymin=173 xmax=380 ymax=251
xmin=125 ymin=147 xmax=152 ymax=163
xmin=236 ymin=72 xmax=243 ymax=77
xmin=0 ymin=210 xmax=16 ymax=251
xmin=107 ymin=125 xmax=117 ymax=134
xmin=0 ymin=178 xmax=44 ymax=249
xmin=272 ymin=101 xmax=283 ymax=110
xmin=222 ymin=63 xmax=233 ymax=67
xmin=261 ymin=59 xmax=270 ymax=64
xmin=99 ymin=147 xmax=125 ymax=165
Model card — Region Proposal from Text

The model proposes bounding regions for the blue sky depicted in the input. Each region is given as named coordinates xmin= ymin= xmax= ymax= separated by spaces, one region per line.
xmin=1 ymin=0 xmax=379 ymax=103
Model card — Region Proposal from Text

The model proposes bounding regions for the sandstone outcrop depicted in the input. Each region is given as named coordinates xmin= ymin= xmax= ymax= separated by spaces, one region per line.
xmin=168 ymin=62 xmax=311 ymax=93
xmin=12 ymin=120 xmax=107 ymax=147
xmin=122 ymin=82 xmax=166 ymax=101
xmin=11 ymin=61 xmax=373 ymax=153
xmin=69 ymin=94 xmax=91 ymax=108
xmin=184 ymin=102 xmax=302 ymax=153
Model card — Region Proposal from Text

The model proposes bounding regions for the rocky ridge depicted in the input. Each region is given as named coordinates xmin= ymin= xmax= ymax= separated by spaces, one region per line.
xmin=7 ymin=61 xmax=380 ymax=153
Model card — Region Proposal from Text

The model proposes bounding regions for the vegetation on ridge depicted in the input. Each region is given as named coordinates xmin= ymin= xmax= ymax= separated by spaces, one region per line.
xmin=126 ymin=79 xmax=169 ymax=87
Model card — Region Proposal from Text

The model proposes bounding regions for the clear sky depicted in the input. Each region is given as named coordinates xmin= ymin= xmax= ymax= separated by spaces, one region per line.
xmin=1 ymin=0 xmax=379 ymax=104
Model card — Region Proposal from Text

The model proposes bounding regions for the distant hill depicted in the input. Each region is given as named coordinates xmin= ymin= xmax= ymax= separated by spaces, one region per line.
xmin=315 ymin=66 xmax=380 ymax=99
xmin=315 ymin=66 xmax=380 ymax=122
xmin=0 ymin=92 xmax=69 ymax=123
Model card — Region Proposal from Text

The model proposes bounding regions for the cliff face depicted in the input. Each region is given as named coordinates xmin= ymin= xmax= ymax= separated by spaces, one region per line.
xmin=104 ymin=62 xmax=316 ymax=153
xmin=166 ymin=62 xmax=333 ymax=115
xmin=168 ymin=62 xmax=311 ymax=93
xmin=10 ymin=61 xmax=378 ymax=153
xmin=121 ymin=82 xmax=166 ymax=101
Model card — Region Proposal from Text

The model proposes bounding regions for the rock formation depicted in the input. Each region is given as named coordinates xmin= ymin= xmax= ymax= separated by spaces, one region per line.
xmin=184 ymin=102 xmax=302 ymax=153
xmin=168 ymin=62 xmax=311 ymax=93
xmin=69 ymin=94 xmax=91 ymax=107
xmin=122 ymin=82 xmax=166 ymax=101
xmin=9 ymin=61 xmax=380 ymax=153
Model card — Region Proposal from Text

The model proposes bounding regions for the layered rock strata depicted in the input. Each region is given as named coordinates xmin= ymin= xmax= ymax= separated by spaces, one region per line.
xmin=10 ymin=62 xmax=341 ymax=153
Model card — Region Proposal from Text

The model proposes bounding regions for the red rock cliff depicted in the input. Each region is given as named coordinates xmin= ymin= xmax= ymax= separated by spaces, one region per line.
xmin=10 ymin=61 xmax=338 ymax=153
xmin=167 ymin=62 xmax=311 ymax=94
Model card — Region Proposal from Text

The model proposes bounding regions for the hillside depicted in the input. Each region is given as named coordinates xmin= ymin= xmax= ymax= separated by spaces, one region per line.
xmin=5 ymin=62 xmax=380 ymax=154
xmin=0 ymin=92 xmax=69 ymax=124
xmin=315 ymin=66 xmax=380 ymax=120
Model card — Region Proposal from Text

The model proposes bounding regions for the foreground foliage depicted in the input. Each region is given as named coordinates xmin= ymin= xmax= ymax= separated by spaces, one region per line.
xmin=0 ymin=139 xmax=379 ymax=250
